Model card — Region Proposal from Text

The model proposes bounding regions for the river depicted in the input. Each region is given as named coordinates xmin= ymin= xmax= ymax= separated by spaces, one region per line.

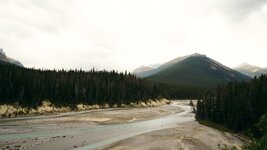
xmin=0 ymin=101 xmax=243 ymax=150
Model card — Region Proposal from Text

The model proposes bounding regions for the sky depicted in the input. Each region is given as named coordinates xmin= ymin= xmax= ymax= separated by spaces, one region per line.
xmin=1 ymin=0 xmax=267 ymax=71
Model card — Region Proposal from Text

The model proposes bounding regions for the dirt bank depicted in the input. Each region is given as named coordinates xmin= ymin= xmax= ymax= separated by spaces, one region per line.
xmin=0 ymin=99 xmax=171 ymax=118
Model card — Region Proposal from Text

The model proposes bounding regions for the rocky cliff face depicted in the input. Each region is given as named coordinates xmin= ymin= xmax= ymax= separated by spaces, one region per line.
xmin=0 ymin=48 xmax=23 ymax=67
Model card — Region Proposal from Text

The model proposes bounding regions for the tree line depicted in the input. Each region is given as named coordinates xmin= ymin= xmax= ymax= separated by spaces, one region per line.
xmin=196 ymin=75 xmax=267 ymax=149
xmin=0 ymin=64 xmax=200 ymax=108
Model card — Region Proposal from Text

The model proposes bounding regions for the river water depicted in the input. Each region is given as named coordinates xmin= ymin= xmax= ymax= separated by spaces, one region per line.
xmin=0 ymin=102 xmax=195 ymax=150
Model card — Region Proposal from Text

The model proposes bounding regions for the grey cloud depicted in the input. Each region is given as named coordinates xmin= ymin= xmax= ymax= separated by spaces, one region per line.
xmin=1 ymin=0 xmax=267 ymax=71
xmin=3 ymin=1 xmax=66 ymax=34
xmin=217 ymin=0 xmax=267 ymax=21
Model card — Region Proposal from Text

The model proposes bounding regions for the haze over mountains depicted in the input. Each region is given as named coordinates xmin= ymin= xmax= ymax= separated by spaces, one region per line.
xmin=0 ymin=49 xmax=23 ymax=67
xmin=234 ymin=63 xmax=267 ymax=77
xmin=132 ymin=64 xmax=161 ymax=75
xmin=133 ymin=53 xmax=250 ymax=87
xmin=1 ymin=49 xmax=263 ymax=88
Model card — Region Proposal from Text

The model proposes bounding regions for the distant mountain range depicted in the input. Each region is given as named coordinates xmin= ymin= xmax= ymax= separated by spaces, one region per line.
xmin=132 ymin=64 xmax=161 ymax=75
xmin=133 ymin=53 xmax=250 ymax=87
xmin=234 ymin=63 xmax=267 ymax=77
xmin=0 ymin=49 xmax=23 ymax=67
xmin=2 ymin=49 xmax=263 ymax=87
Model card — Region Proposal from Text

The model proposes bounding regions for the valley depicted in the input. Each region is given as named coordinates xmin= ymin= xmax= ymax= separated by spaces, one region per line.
xmin=0 ymin=51 xmax=266 ymax=149
xmin=0 ymin=101 xmax=243 ymax=150
xmin=1 ymin=1 xmax=267 ymax=149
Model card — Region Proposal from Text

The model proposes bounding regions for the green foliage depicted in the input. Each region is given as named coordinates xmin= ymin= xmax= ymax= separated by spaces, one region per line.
xmin=198 ymin=120 xmax=232 ymax=133
xmin=0 ymin=65 xmax=152 ymax=107
xmin=256 ymin=114 xmax=267 ymax=134
xmin=196 ymin=75 xmax=267 ymax=132
xmin=217 ymin=144 xmax=238 ymax=150
xmin=189 ymin=100 xmax=194 ymax=106
xmin=148 ymin=56 xmax=250 ymax=87
xmin=0 ymin=64 xmax=198 ymax=108
xmin=242 ymin=136 xmax=267 ymax=150
xmin=243 ymin=114 xmax=267 ymax=149
xmin=196 ymin=76 xmax=267 ymax=150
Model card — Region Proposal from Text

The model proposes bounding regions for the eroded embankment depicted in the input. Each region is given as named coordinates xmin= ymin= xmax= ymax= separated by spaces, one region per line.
xmin=0 ymin=99 xmax=171 ymax=118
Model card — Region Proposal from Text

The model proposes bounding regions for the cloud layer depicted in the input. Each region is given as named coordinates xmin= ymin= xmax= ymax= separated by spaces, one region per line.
xmin=1 ymin=0 xmax=267 ymax=71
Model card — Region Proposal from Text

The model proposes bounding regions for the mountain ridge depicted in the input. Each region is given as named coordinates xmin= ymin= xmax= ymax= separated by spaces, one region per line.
xmin=0 ymin=49 xmax=23 ymax=67
xmin=234 ymin=63 xmax=267 ymax=77
xmin=133 ymin=53 xmax=250 ymax=87
xmin=133 ymin=53 xmax=205 ymax=78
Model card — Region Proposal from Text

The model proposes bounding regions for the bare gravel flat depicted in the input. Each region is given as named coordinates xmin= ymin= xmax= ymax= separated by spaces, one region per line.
xmin=0 ymin=100 xmax=243 ymax=150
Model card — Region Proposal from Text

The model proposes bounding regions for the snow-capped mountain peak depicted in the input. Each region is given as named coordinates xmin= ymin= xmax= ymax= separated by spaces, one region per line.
xmin=0 ymin=48 xmax=6 ymax=56
xmin=234 ymin=63 xmax=267 ymax=77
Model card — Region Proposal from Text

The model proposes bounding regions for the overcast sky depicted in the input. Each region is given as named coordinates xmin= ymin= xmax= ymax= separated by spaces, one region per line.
xmin=1 ymin=0 xmax=267 ymax=71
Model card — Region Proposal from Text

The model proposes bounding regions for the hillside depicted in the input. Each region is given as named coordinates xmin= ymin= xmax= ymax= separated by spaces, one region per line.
xmin=234 ymin=63 xmax=267 ymax=77
xmin=196 ymin=75 xmax=267 ymax=149
xmin=0 ymin=49 xmax=23 ymax=67
xmin=134 ymin=53 xmax=250 ymax=87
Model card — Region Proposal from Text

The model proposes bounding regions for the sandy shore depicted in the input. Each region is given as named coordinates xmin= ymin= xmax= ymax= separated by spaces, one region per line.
xmin=99 ymin=101 xmax=243 ymax=150
xmin=100 ymin=121 xmax=243 ymax=150
xmin=96 ymin=101 xmax=243 ymax=150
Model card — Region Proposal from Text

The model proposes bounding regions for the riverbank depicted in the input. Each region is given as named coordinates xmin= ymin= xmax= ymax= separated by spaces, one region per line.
xmin=100 ymin=121 xmax=243 ymax=150
xmin=0 ymin=101 xmax=180 ymax=150
xmin=0 ymin=100 xmax=244 ymax=150
xmin=198 ymin=120 xmax=251 ymax=144
xmin=99 ymin=102 xmax=244 ymax=150
xmin=0 ymin=99 xmax=171 ymax=118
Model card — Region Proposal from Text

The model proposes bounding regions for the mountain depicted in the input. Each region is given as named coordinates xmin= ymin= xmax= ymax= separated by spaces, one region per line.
xmin=234 ymin=63 xmax=267 ymax=77
xmin=0 ymin=49 xmax=23 ymax=67
xmin=132 ymin=64 xmax=161 ymax=77
xmin=133 ymin=53 xmax=250 ymax=87
xmin=133 ymin=54 xmax=201 ymax=78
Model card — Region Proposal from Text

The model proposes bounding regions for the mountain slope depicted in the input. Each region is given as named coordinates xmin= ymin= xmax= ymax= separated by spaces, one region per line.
xmin=133 ymin=54 xmax=196 ymax=78
xmin=134 ymin=54 xmax=250 ymax=87
xmin=0 ymin=49 xmax=23 ymax=67
xmin=234 ymin=63 xmax=267 ymax=77
xmin=132 ymin=64 xmax=161 ymax=78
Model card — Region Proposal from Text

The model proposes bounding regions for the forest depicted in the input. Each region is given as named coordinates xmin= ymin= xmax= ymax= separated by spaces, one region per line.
xmin=1 ymin=63 xmax=267 ymax=148
xmin=0 ymin=64 xmax=200 ymax=108
xmin=196 ymin=75 xmax=267 ymax=149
